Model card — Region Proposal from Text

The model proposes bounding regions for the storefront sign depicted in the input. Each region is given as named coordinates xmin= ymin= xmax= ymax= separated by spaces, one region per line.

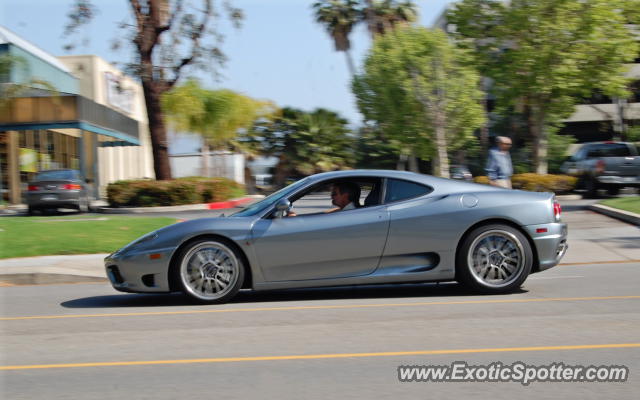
xmin=105 ymin=72 xmax=134 ymax=115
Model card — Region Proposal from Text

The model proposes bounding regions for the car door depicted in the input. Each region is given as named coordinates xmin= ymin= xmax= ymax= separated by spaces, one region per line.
xmin=250 ymin=186 xmax=390 ymax=282
xmin=376 ymin=178 xmax=448 ymax=273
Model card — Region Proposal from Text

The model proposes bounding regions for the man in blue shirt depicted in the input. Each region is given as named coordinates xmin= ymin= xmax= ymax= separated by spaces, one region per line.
xmin=486 ymin=136 xmax=513 ymax=188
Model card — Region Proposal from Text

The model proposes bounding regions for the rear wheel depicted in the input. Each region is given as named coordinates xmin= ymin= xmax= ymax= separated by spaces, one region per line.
xmin=173 ymin=239 xmax=245 ymax=304
xmin=456 ymin=224 xmax=533 ymax=294
xmin=78 ymin=197 xmax=90 ymax=213
xmin=584 ymin=178 xmax=599 ymax=199
xmin=606 ymin=186 xmax=620 ymax=196
xmin=27 ymin=206 xmax=37 ymax=216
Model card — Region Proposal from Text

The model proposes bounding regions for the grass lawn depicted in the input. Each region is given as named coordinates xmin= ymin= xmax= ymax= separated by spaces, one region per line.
xmin=0 ymin=215 xmax=178 ymax=259
xmin=599 ymin=197 xmax=640 ymax=215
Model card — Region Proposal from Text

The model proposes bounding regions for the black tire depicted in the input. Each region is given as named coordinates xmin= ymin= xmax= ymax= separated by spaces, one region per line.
xmin=172 ymin=238 xmax=245 ymax=304
xmin=584 ymin=178 xmax=599 ymax=199
xmin=456 ymin=224 xmax=533 ymax=294
xmin=606 ymin=186 xmax=620 ymax=196
xmin=78 ymin=197 xmax=90 ymax=213
xmin=27 ymin=206 xmax=37 ymax=216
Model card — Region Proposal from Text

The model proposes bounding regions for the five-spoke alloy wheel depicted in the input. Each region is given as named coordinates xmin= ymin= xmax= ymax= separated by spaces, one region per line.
xmin=175 ymin=239 xmax=245 ymax=303
xmin=456 ymin=224 xmax=533 ymax=293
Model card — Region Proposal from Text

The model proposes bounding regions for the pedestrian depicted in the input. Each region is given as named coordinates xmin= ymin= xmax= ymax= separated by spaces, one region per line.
xmin=486 ymin=136 xmax=513 ymax=189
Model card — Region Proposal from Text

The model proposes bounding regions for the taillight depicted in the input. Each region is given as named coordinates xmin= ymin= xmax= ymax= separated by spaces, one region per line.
xmin=63 ymin=184 xmax=82 ymax=190
xmin=595 ymin=159 xmax=605 ymax=174
xmin=553 ymin=201 xmax=562 ymax=222
xmin=28 ymin=185 xmax=40 ymax=191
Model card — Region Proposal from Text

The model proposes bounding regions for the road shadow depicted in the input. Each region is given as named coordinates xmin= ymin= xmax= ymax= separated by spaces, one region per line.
xmin=605 ymin=236 xmax=640 ymax=249
xmin=60 ymin=282 xmax=528 ymax=309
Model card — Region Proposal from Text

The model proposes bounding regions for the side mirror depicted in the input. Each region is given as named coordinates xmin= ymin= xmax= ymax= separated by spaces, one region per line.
xmin=274 ymin=198 xmax=291 ymax=218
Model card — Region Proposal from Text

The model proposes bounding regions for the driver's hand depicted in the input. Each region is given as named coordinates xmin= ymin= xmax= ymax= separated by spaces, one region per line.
xmin=287 ymin=210 xmax=297 ymax=217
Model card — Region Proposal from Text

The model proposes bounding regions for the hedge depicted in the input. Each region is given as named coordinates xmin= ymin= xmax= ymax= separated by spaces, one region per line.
xmin=474 ymin=173 xmax=577 ymax=193
xmin=107 ymin=177 xmax=245 ymax=207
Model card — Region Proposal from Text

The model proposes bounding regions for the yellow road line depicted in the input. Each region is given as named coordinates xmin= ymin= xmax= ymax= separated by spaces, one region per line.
xmin=2 ymin=343 xmax=639 ymax=371
xmin=560 ymin=260 xmax=640 ymax=266
xmin=2 ymin=295 xmax=639 ymax=321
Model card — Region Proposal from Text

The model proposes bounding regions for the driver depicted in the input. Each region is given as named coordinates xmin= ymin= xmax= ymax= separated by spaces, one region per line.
xmin=326 ymin=182 xmax=360 ymax=213
xmin=287 ymin=181 xmax=360 ymax=217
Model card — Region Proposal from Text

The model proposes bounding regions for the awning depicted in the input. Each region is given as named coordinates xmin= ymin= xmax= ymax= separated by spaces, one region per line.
xmin=0 ymin=85 xmax=140 ymax=145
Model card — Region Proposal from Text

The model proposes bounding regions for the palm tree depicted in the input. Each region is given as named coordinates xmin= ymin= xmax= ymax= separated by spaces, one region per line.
xmin=363 ymin=1 xmax=418 ymax=38
xmin=312 ymin=0 xmax=361 ymax=77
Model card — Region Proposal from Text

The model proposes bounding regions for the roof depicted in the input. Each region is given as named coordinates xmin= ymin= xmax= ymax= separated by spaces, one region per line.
xmin=0 ymin=25 xmax=73 ymax=74
xmin=306 ymin=169 xmax=503 ymax=194
xmin=309 ymin=169 xmax=424 ymax=180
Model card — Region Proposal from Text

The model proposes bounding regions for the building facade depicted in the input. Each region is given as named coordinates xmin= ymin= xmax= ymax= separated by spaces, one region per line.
xmin=0 ymin=26 xmax=153 ymax=205
xmin=59 ymin=55 xmax=155 ymax=191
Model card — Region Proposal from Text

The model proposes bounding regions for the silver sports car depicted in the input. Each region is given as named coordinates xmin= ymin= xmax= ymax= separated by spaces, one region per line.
xmin=105 ymin=170 xmax=568 ymax=303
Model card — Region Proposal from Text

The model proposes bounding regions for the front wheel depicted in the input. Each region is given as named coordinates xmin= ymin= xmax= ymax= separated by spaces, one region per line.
xmin=456 ymin=224 xmax=533 ymax=294
xmin=173 ymin=239 xmax=245 ymax=304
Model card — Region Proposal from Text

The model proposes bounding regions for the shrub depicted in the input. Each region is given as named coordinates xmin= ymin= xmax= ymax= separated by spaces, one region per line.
xmin=107 ymin=177 xmax=245 ymax=207
xmin=473 ymin=173 xmax=577 ymax=193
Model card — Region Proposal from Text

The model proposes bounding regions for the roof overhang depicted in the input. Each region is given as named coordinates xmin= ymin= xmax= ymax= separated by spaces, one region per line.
xmin=0 ymin=85 xmax=140 ymax=145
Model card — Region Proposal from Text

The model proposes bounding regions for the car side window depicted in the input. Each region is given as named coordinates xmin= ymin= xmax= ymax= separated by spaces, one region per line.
xmin=601 ymin=144 xmax=631 ymax=157
xmin=384 ymin=179 xmax=432 ymax=203
xmin=287 ymin=178 xmax=382 ymax=216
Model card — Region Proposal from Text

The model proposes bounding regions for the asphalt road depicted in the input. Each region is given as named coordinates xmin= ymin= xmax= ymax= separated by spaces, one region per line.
xmin=2 ymin=195 xmax=639 ymax=398
xmin=2 ymin=258 xmax=640 ymax=399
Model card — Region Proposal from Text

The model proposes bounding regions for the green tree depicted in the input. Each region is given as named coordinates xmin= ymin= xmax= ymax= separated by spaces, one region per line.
xmin=363 ymin=0 xmax=418 ymax=38
xmin=622 ymin=0 xmax=640 ymax=24
xmin=162 ymin=79 xmax=276 ymax=190
xmin=312 ymin=1 xmax=418 ymax=76
xmin=244 ymin=107 xmax=355 ymax=187
xmin=354 ymin=126 xmax=399 ymax=169
xmin=313 ymin=0 xmax=361 ymax=76
xmin=163 ymin=80 xmax=276 ymax=149
xmin=449 ymin=0 xmax=638 ymax=174
xmin=65 ymin=0 xmax=244 ymax=180
xmin=353 ymin=27 xmax=485 ymax=178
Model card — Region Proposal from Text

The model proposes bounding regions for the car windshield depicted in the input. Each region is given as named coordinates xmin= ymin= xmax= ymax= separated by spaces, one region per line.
xmin=230 ymin=177 xmax=311 ymax=217
xmin=35 ymin=170 xmax=77 ymax=181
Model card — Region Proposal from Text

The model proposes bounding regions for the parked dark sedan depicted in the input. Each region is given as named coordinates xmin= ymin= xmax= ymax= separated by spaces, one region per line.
xmin=26 ymin=169 xmax=91 ymax=215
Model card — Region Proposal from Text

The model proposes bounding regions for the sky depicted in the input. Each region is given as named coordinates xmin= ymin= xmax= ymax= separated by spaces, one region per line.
xmin=2 ymin=0 xmax=455 ymax=152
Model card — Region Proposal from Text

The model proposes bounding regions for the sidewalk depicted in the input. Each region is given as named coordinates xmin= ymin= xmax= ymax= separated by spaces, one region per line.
xmin=0 ymin=254 xmax=108 ymax=285
xmin=1 ymin=199 xmax=638 ymax=286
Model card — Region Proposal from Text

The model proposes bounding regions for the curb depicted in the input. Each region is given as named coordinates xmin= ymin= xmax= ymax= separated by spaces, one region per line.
xmin=588 ymin=204 xmax=640 ymax=226
xmin=555 ymin=194 xmax=582 ymax=201
xmin=98 ymin=195 xmax=263 ymax=214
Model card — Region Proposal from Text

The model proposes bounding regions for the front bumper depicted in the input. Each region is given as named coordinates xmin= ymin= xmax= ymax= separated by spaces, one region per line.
xmin=104 ymin=247 xmax=176 ymax=293
xmin=523 ymin=222 xmax=568 ymax=272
